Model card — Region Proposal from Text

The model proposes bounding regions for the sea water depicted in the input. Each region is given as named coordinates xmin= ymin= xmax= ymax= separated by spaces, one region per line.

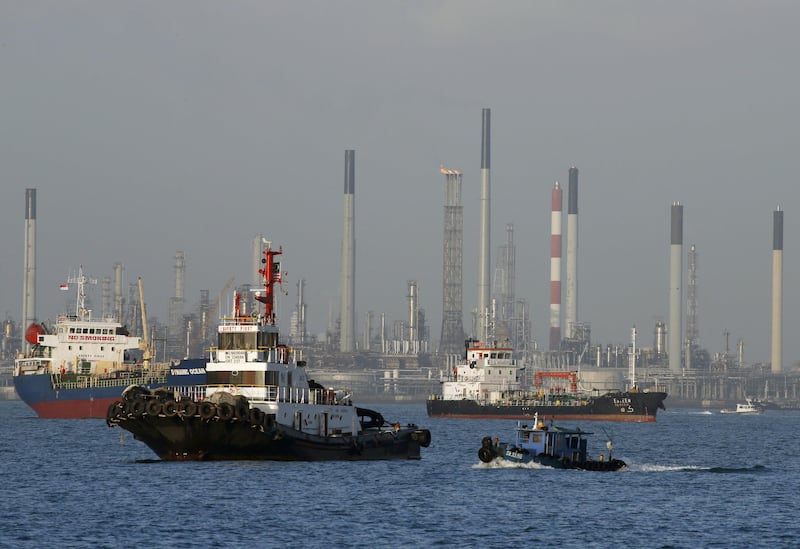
xmin=0 ymin=399 xmax=797 ymax=548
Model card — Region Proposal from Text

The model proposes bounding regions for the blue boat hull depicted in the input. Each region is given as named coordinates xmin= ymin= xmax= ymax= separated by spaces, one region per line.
xmin=13 ymin=358 xmax=207 ymax=419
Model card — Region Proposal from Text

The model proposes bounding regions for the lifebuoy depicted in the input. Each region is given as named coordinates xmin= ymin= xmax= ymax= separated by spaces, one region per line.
xmin=217 ymin=402 xmax=235 ymax=421
xmin=199 ymin=401 xmax=216 ymax=420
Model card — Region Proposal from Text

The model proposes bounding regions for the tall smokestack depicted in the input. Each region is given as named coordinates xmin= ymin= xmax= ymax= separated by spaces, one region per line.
xmin=565 ymin=167 xmax=578 ymax=339
xmin=549 ymin=182 xmax=562 ymax=350
xmin=113 ymin=262 xmax=124 ymax=322
xmin=22 ymin=188 xmax=36 ymax=346
xmin=669 ymin=202 xmax=683 ymax=373
xmin=771 ymin=208 xmax=783 ymax=373
xmin=339 ymin=149 xmax=356 ymax=352
xmin=477 ymin=108 xmax=491 ymax=342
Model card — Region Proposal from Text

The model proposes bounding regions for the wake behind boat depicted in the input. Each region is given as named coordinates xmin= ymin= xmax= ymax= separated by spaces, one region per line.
xmin=13 ymin=267 xmax=204 ymax=418
xmin=107 ymin=243 xmax=431 ymax=461
xmin=427 ymin=339 xmax=667 ymax=422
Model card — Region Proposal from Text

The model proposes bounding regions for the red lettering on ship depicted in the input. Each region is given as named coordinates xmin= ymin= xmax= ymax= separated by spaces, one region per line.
xmin=67 ymin=335 xmax=117 ymax=342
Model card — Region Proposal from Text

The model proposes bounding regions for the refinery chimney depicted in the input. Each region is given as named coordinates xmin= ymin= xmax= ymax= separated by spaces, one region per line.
xmin=477 ymin=108 xmax=491 ymax=342
xmin=339 ymin=149 xmax=356 ymax=352
xmin=565 ymin=167 xmax=578 ymax=339
xmin=669 ymin=203 xmax=683 ymax=373
xmin=549 ymin=182 xmax=562 ymax=350
xmin=22 ymin=188 xmax=36 ymax=346
xmin=771 ymin=208 xmax=783 ymax=373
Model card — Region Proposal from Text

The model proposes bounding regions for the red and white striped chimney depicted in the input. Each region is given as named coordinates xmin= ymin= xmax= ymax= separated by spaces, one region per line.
xmin=549 ymin=181 xmax=562 ymax=350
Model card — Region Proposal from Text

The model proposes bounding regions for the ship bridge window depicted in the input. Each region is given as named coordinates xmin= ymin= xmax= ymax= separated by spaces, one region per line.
xmin=259 ymin=332 xmax=279 ymax=348
xmin=218 ymin=332 xmax=258 ymax=351
xmin=208 ymin=370 xmax=265 ymax=385
xmin=491 ymin=353 xmax=497 ymax=359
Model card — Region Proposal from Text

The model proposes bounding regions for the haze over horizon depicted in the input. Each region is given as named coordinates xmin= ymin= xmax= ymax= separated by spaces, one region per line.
xmin=2 ymin=2 xmax=799 ymax=365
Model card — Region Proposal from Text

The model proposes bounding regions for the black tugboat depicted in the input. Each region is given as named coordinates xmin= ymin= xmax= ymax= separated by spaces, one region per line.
xmin=478 ymin=413 xmax=626 ymax=471
xmin=107 ymin=243 xmax=430 ymax=461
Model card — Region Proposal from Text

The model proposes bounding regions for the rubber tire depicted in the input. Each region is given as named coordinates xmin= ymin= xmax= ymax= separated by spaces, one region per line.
xmin=235 ymin=401 xmax=249 ymax=421
xmin=217 ymin=402 xmax=235 ymax=421
xmin=478 ymin=447 xmax=495 ymax=463
xmin=146 ymin=400 xmax=162 ymax=416
xmin=180 ymin=401 xmax=198 ymax=417
xmin=131 ymin=398 xmax=146 ymax=417
xmin=162 ymin=400 xmax=178 ymax=417
xmin=199 ymin=401 xmax=216 ymax=420
xmin=249 ymin=407 xmax=264 ymax=425
xmin=106 ymin=401 xmax=122 ymax=425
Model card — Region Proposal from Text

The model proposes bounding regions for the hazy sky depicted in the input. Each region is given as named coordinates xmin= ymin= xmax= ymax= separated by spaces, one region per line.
xmin=2 ymin=2 xmax=799 ymax=365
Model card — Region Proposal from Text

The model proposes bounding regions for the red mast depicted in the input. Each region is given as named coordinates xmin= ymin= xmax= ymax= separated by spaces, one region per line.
xmin=255 ymin=243 xmax=282 ymax=324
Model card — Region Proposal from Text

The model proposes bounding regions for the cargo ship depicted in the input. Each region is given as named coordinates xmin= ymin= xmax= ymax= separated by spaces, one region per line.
xmin=427 ymin=340 xmax=666 ymax=422
xmin=13 ymin=267 xmax=205 ymax=418
xmin=107 ymin=243 xmax=430 ymax=461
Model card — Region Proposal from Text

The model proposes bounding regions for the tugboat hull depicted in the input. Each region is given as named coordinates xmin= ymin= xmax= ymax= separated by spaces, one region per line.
xmin=107 ymin=398 xmax=430 ymax=461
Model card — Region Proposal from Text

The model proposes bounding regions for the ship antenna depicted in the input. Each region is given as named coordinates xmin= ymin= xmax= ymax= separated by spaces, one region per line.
xmin=68 ymin=265 xmax=97 ymax=321
xmin=255 ymin=243 xmax=283 ymax=325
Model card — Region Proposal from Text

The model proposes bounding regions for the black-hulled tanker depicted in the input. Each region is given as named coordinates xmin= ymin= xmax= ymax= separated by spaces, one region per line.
xmin=427 ymin=341 xmax=666 ymax=422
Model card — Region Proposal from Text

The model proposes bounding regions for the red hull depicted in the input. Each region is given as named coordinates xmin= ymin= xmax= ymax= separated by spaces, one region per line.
xmin=31 ymin=397 xmax=119 ymax=419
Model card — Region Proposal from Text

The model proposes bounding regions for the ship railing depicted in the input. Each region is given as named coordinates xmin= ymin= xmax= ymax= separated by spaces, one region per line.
xmin=49 ymin=370 xmax=170 ymax=391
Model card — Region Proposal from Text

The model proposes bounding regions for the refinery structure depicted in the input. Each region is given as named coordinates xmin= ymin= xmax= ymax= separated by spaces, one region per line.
xmin=4 ymin=111 xmax=800 ymax=408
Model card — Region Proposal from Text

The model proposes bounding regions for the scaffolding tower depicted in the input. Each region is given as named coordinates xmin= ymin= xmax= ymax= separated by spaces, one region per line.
xmin=686 ymin=244 xmax=699 ymax=348
xmin=492 ymin=224 xmax=516 ymax=343
xmin=439 ymin=167 xmax=465 ymax=355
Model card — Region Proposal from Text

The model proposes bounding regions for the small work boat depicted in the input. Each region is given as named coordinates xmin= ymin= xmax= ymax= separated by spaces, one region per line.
xmin=720 ymin=398 xmax=764 ymax=415
xmin=478 ymin=413 xmax=626 ymax=471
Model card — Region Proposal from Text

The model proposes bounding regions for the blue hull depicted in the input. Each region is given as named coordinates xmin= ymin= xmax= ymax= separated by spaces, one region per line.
xmin=13 ymin=358 xmax=207 ymax=418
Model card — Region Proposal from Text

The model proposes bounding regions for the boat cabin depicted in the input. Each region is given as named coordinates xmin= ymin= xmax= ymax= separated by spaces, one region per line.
xmin=510 ymin=419 xmax=590 ymax=463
